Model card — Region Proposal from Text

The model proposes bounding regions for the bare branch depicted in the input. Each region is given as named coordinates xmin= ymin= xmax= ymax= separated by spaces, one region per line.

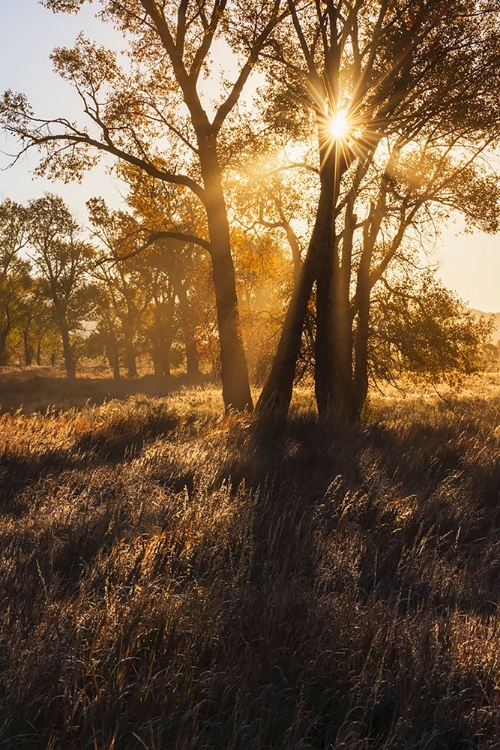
xmin=102 ymin=229 xmax=212 ymax=266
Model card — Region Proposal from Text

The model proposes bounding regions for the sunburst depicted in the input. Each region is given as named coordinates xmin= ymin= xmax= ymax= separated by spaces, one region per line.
xmin=329 ymin=111 xmax=350 ymax=140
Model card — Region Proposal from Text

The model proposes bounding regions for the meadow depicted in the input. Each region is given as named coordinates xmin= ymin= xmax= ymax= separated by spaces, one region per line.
xmin=1 ymin=369 xmax=500 ymax=749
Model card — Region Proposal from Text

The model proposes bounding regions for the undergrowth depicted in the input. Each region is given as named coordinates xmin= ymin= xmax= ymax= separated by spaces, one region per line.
xmin=0 ymin=379 xmax=500 ymax=748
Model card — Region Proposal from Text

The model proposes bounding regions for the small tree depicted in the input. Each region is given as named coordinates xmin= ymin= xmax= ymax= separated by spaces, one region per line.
xmin=13 ymin=277 xmax=56 ymax=367
xmin=27 ymin=194 xmax=92 ymax=379
xmin=84 ymin=283 xmax=123 ymax=378
xmin=369 ymin=273 xmax=493 ymax=389
xmin=0 ymin=199 xmax=29 ymax=364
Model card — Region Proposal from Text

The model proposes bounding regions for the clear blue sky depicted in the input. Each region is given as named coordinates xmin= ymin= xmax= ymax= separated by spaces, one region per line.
xmin=1 ymin=1 xmax=499 ymax=311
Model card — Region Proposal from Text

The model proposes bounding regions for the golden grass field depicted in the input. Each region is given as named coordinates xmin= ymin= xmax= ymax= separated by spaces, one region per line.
xmin=1 ymin=369 xmax=500 ymax=748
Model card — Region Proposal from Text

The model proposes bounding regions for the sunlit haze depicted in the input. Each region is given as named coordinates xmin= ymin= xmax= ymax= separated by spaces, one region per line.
xmin=0 ymin=1 xmax=499 ymax=312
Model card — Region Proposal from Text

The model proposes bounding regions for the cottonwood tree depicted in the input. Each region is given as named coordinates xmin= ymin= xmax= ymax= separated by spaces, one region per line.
xmin=117 ymin=169 xmax=204 ymax=379
xmin=344 ymin=134 xmax=500 ymax=419
xmin=0 ymin=200 xmax=29 ymax=363
xmin=84 ymin=282 xmax=123 ymax=378
xmin=14 ymin=278 xmax=61 ymax=367
xmin=26 ymin=193 xmax=92 ymax=379
xmin=0 ymin=261 xmax=33 ymax=366
xmin=88 ymin=195 xmax=202 ymax=379
xmin=0 ymin=0 xmax=287 ymax=411
xmin=256 ymin=0 xmax=500 ymax=423
xmin=88 ymin=202 xmax=151 ymax=377
xmin=368 ymin=272 xmax=493 ymax=389
xmin=145 ymin=239 xmax=203 ymax=379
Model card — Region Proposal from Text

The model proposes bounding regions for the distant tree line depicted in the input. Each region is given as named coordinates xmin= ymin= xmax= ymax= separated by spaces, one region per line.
xmin=0 ymin=193 xmax=288 ymax=382
xmin=0 ymin=190 xmax=492 ymax=394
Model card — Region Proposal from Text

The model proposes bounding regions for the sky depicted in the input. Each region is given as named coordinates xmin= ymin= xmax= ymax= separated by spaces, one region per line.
xmin=1 ymin=1 xmax=499 ymax=312
xmin=0 ymin=1 xmax=126 ymax=222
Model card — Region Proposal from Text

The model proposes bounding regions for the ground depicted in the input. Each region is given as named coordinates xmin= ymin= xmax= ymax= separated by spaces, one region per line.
xmin=0 ymin=369 xmax=499 ymax=748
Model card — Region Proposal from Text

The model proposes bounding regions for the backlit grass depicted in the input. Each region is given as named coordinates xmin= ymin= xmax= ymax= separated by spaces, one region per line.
xmin=0 ymin=375 xmax=499 ymax=748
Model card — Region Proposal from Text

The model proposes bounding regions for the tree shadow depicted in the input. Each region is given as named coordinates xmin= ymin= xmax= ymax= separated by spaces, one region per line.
xmin=0 ymin=369 xmax=213 ymax=414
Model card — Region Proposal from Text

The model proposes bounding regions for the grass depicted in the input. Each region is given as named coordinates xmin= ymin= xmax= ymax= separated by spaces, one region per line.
xmin=0 ymin=372 xmax=500 ymax=748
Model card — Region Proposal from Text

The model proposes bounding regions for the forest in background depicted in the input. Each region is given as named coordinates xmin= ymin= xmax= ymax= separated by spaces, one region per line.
xmin=0 ymin=191 xmax=497 ymax=397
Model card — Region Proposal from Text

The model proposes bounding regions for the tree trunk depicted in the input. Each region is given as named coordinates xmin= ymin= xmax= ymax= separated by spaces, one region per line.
xmin=329 ymin=197 xmax=357 ymax=422
xmin=122 ymin=322 xmax=138 ymax=378
xmin=210 ymin=248 xmax=252 ymax=411
xmin=111 ymin=351 xmax=121 ymax=380
xmin=104 ymin=333 xmax=120 ymax=380
xmin=184 ymin=334 xmax=200 ymax=380
xmin=151 ymin=332 xmax=172 ymax=377
xmin=314 ymin=146 xmax=357 ymax=422
xmin=173 ymin=264 xmax=200 ymax=380
xmin=60 ymin=319 xmax=76 ymax=380
xmin=349 ymin=173 xmax=393 ymax=421
xmin=352 ymin=271 xmax=371 ymax=422
xmin=0 ymin=303 xmax=11 ymax=365
xmin=200 ymin=138 xmax=252 ymax=412
xmin=23 ymin=329 xmax=34 ymax=366
xmin=0 ymin=326 xmax=9 ymax=366
xmin=150 ymin=319 xmax=165 ymax=377
xmin=313 ymin=151 xmax=339 ymax=418
xmin=256 ymin=251 xmax=316 ymax=423
xmin=256 ymin=168 xmax=336 ymax=424
xmin=124 ymin=343 xmax=138 ymax=378
xmin=151 ymin=291 xmax=177 ymax=378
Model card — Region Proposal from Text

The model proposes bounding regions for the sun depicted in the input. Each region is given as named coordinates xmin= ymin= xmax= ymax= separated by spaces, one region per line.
xmin=329 ymin=111 xmax=349 ymax=140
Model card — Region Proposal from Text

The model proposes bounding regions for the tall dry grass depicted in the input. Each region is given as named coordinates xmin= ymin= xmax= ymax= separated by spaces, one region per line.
xmin=0 ymin=376 xmax=500 ymax=748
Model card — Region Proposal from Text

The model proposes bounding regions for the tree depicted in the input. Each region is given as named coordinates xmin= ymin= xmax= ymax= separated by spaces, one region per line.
xmin=14 ymin=277 xmax=58 ymax=367
xmin=89 ymin=212 xmax=146 ymax=378
xmin=368 ymin=272 xmax=493 ymax=389
xmin=89 ymin=199 xmax=186 ymax=379
xmin=108 ymin=172 xmax=203 ymax=380
xmin=84 ymin=282 xmax=123 ymax=378
xmin=26 ymin=193 xmax=92 ymax=379
xmin=147 ymin=239 xmax=202 ymax=379
xmin=0 ymin=0 xmax=288 ymax=412
xmin=0 ymin=199 xmax=29 ymax=364
xmin=256 ymin=0 xmax=500 ymax=423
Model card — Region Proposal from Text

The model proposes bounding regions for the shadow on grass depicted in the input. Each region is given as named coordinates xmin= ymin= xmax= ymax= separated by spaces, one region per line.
xmin=0 ymin=369 xmax=213 ymax=414
xmin=0 ymin=410 xmax=180 ymax=511
xmin=1 ymin=385 xmax=500 ymax=748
